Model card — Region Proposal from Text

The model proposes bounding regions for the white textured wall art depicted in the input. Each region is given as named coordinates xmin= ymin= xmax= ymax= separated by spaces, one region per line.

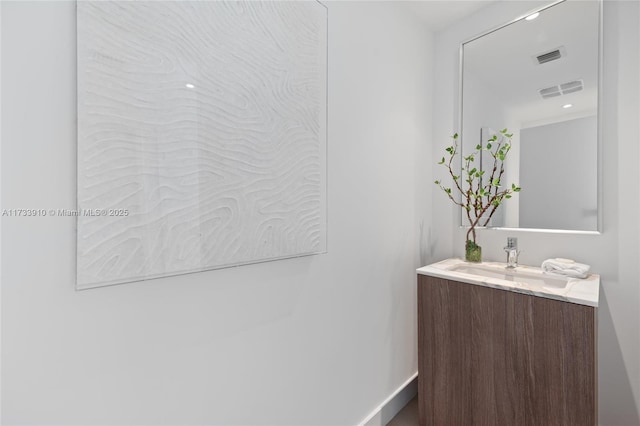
xmin=76 ymin=1 xmax=327 ymax=289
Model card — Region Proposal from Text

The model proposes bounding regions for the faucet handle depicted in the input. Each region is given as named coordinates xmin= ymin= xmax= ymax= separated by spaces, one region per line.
xmin=505 ymin=238 xmax=520 ymax=269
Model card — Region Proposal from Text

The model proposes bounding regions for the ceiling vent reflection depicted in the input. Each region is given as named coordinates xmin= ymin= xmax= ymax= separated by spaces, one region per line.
xmin=535 ymin=46 xmax=566 ymax=65
xmin=539 ymin=79 xmax=584 ymax=99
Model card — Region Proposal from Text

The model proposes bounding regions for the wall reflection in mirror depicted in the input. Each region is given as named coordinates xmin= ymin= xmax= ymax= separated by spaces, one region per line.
xmin=460 ymin=0 xmax=600 ymax=231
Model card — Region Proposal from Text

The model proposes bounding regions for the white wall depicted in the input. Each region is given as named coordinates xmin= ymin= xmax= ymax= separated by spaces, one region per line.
xmin=433 ymin=1 xmax=640 ymax=424
xmin=0 ymin=1 xmax=3 ymax=421
xmin=0 ymin=2 xmax=433 ymax=425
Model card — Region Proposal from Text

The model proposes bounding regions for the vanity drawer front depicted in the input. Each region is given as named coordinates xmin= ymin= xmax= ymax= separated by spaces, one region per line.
xmin=418 ymin=275 xmax=597 ymax=426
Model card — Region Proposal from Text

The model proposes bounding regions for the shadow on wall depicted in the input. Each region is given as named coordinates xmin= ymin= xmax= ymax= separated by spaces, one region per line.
xmin=597 ymin=3 xmax=640 ymax=423
xmin=419 ymin=221 xmax=436 ymax=268
xmin=598 ymin=289 xmax=640 ymax=425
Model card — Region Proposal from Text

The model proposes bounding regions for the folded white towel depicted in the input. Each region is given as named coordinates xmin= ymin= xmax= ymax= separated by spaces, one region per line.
xmin=541 ymin=258 xmax=591 ymax=279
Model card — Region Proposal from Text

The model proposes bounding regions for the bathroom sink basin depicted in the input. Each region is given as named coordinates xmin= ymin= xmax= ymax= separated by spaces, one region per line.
xmin=449 ymin=264 xmax=569 ymax=288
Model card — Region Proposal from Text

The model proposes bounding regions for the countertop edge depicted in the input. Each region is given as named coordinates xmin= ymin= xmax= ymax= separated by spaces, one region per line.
xmin=417 ymin=259 xmax=600 ymax=308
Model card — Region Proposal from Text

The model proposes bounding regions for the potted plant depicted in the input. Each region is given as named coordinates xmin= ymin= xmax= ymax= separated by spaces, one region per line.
xmin=435 ymin=128 xmax=520 ymax=262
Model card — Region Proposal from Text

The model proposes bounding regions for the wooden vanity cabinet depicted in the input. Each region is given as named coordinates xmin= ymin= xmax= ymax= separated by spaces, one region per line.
xmin=418 ymin=275 xmax=597 ymax=426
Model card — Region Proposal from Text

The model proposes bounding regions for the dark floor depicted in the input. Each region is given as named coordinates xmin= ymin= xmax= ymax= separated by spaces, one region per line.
xmin=386 ymin=396 xmax=418 ymax=426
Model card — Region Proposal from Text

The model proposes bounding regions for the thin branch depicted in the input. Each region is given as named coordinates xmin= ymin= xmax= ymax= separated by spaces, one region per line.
xmin=435 ymin=130 xmax=519 ymax=245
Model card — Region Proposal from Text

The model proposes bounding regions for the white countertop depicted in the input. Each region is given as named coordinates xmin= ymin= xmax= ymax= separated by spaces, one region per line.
xmin=417 ymin=258 xmax=600 ymax=307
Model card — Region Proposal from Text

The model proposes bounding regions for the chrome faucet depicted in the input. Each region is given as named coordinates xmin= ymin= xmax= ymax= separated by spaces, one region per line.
xmin=504 ymin=237 xmax=519 ymax=269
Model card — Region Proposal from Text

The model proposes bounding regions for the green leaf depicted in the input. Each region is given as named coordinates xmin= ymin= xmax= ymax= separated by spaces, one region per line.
xmin=506 ymin=133 xmax=513 ymax=138
xmin=499 ymin=154 xmax=505 ymax=161
xmin=445 ymin=188 xmax=452 ymax=194
xmin=486 ymin=143 xmax=492 ymax=150
xmin=438 ymin=157 xmax=445 ymax=164
xmin=492 ymin=178 xmax=500 ymax=186
xmin=453 ymin=175 xmax=459 ymax=180
xmin=476 ymin=144 xmax=482 ymax=150
xmin=453 ymin=133 xmax=459 ymax=139
xmin=514 ymin=187 xmax=521 ymax=192
xmin=505 ymin=194 xmax=512 ymax=199
xmin=500 ymin=128 xmax=508 ymax=134
xmin=434 ymin=180 xmax=440 ymax=185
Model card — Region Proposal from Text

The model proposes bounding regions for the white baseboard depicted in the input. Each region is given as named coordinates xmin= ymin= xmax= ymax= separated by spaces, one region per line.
xmin=357 ymin=372 xmax=418 ymax=426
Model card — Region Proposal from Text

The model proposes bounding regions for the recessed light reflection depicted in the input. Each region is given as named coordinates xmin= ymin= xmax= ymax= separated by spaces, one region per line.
xmin=525 ymin=12 xmax=540 ymax=21
xmin=563 ymin=104 xmax=573 ymax=109
xmin=185 ymin=83 xmax=195 ymax=89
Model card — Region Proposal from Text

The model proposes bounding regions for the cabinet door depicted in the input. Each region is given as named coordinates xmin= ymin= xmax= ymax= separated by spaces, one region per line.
xmin=418 ymin=275 xmax=596 ymax=426
xmin=528 ymin=290 xmax=597 ymax=425
xmin=418 ymin=276 xmax=473 ymax=425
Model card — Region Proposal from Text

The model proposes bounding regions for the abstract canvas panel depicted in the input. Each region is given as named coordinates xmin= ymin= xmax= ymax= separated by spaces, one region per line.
xmin=77 ymin=1 xmax=327 ymax=289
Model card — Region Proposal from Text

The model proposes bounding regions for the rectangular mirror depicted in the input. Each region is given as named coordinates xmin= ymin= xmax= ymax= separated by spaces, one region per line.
xmin=460 ymin=0 xmax=601 ymax=232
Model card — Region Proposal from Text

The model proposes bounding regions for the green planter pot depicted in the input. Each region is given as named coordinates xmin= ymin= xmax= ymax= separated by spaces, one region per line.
xmin=465 ymin=240 xmax=482 ymax=263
